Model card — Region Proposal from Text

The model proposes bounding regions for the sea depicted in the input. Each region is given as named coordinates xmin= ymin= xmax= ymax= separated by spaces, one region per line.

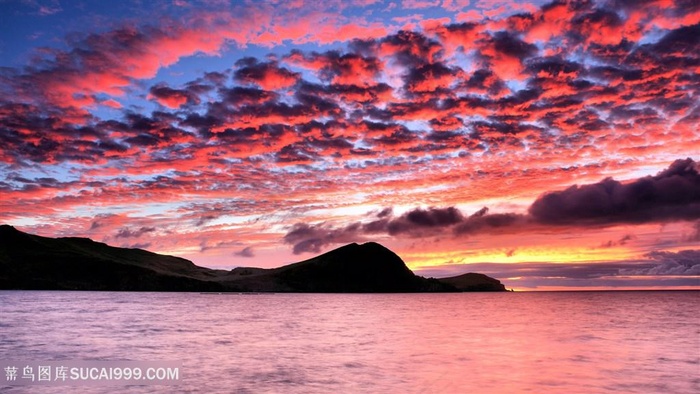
xmin=1 ymin=291 xmax=698 ymax=393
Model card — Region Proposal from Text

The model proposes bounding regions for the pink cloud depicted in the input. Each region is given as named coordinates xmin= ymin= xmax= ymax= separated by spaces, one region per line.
xmin=456 ymin=10 xmax=482 ymax=22
xmin=442 ymin=0 xmax=471 ymax=12
xmin=101 ymin=99 xmax=122 ymax=109
xmin=401 ymin=0 xmax=441 ymax=9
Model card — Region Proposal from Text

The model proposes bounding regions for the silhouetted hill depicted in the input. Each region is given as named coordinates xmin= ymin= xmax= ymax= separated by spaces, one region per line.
xmin=0 ymin=225 xmax=225 ymax=291
xmin=0 ymin=225 xmax=506 ymax=292
xmin=219 ymin=242 xmax=454 ymax=292
xmin=437 ymin=272 xmax=507 ymax=292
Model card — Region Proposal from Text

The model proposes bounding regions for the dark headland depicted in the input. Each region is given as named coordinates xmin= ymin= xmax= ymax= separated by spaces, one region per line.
xmin=0 ymin=225 xmax=506 ymax=292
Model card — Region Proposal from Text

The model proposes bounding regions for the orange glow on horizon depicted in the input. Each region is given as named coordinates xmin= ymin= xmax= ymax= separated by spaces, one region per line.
xmin=404 ymin=245 xmax=639 ymax=269
xmin=511 ymin=286 xmax=700 ymax=292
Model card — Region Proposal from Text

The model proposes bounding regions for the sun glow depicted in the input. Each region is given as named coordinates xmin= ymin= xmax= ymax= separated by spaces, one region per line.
xmin=404 ymin=246 xmax=638 ymax=268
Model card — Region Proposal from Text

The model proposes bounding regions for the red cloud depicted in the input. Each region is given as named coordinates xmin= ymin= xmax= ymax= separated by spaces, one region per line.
xmin=101 ymin=99 xmax=122 ymax=109
xmin=285 ymin=51 xmax=383 ymax=86
xmin=234 ymin=60 xmax=300 ymax=91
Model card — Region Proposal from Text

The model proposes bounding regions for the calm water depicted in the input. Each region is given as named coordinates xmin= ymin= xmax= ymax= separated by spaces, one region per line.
xmin=1 ymin=291 xmax=698 ymax=393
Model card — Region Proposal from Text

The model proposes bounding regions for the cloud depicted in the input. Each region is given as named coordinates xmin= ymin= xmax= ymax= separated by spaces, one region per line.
xmin=415 ymin=257 xmax=700 ymax=289
xmin=385 ymin=206 xmax=464 ymax=234
xmin=479 ymin=30 xmax=539 ymax=79
xmin=600 ymin=233 xmax=636 ymax=248
xmin=281 ymin=159 xmax=700 ymax=253
xmin=418 ymin=261 xmax=640 ymax=281
xmin=442 ymin=0 xmax=472 ymax=12
xmin=2 ymin=23 xmax=226 ymax=110
xmin=234 ymin=58 xmax=301 ymax=90
xmin=379 ymin=30 xmax=444 ymax=67
xmin=282 ymin=206 xmax=527 ymax=253
xmin=126 ymin=242 xmax=152 ymax=250
xmin=401 ymin=0 xmax=441 ymax=10
xmin=453 ymin=211 xmax=527 ymax=235
xmin=619 ymin=250 xmax=700 ymax=276
xmin=148 ymin=83 xmax=204 ymax=109
xmin=283 ymin=222 xmax=363 ymax=254
xmin=529 ymin=158 xmax=700 ymax=225
xmin=233 ymin=246 xmax=255 ymax=258
xmin=687 ymin=221 xmax=700 ymax=242
xmin=403 ymin=61 xmax=462 ymax=94
xmin=286 ymin=50 xmax=383 ymax=86
xmin=2 ymin=1 xmax=696 ymax=175
xmin=377 ymin=207 xmax=393 ymax=218
xmin=115 ymin=226 xmax=156 ymax=239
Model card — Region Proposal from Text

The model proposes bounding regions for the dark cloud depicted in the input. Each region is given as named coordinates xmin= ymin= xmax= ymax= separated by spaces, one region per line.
xmin=588 ymin=65 xmax=644 ymax=82
xmin=569 ymin=7 xmax=624 ymax=43
xmin=470 ymin=119 xmax=539 ymax=135
xmin=252 ymin=98 xmax=340 ymax=122
xmin=179 ymin=199 xmax=264 ymax=228
xmin=275 ymin=144 xmax=317 ymax=163
xmin=608 ymin=105 xmax=660 ymax=123
xmin=453 ymin=212 xmax=526 ymax=235
xmin=202 ymin=71 xmax=229 ymax=85
xmin=295 ymin=91 xmax=343 ymax=114
xmin=647 ymin=23 xmax=699 ymax=58
xmin=289 ymin=238 xmax=325 ymax=255
xmin=115 ymin=226 xmax=156 ymax=239
xmin=526 ymin=56 xmax=581 ymax=77
xmin=297 ymin=80 xmax=393 ymax=104
xmin=287 ymin=50 xmax=382 ymax=84
xmin=148 ymin=82 xmax=203 ymax=108
xmin=561 ymin=109 xmax=609 ymax=132
xmin=219 ymin=86 xmax=279 ymax=107
xmin=283 ymin=222 xmax=362 ymax=254
xmin=100 ymin=111 xmax=195 ymax=150
xmin=304 ymin=136 xmax=354 ymax=153
xmin=386 ymin=207 xmax=465 ymax=234
xmin=234 ymin=58 xmax=300 ymax=89
xmin=282 ymin=206 xmax=529 ymax=253
xmin=600 ymin=234 xmax=636 ymax=248
xmin=587 ymin=39 xmax=636 ymax=64
xmin=234 ymin=246 xmax=255 ymax=258
xmin=489 ymin=30 xmax=538 ymax=59
xmin=0 ymin=102 xmax=126 ymax=164
xmin=380 ymin=30 xmax=444 ymax=67
xmin=371 ymin=125 xmax=417 ymax=147
xmin=8 ymin=175 xmax=64 ymax=189
xmin=462 ymin=69 xmax=506 ymax=95
xmin=377 ymin=207 xmax=393 ymax=218
xmin=284 ymin=202 xmax=525 ymax=254
xmin=403 ymin=62 xmax=459 ymax=93
xmin=529 ymin=158 xmax=700 ymax=225
xmin=282 ymin=159 xmax=700 ymax=254
xmin=126 ymin=242 xmax=152 ymax=250
xmin=619 ymin=250 xmax=700 ymax=276
xmin=626 ymin=24 xmax=700 ymax=83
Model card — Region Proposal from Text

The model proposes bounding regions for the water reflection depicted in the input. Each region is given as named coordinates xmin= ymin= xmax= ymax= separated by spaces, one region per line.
xmin=1 ymin=291 xmax=698 ymax=393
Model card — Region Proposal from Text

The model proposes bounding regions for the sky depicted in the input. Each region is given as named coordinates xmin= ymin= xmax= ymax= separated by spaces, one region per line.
xmin=0 ymin=0 xmax=698 ymax=291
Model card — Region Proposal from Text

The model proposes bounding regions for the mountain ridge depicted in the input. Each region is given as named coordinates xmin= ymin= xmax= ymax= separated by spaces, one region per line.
xmin=0 ymin=225 xmax=506 ymax=292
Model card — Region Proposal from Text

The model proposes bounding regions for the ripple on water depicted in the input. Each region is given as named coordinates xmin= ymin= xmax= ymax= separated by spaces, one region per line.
xmin=1 ymin=291 xmax=698 ymax=394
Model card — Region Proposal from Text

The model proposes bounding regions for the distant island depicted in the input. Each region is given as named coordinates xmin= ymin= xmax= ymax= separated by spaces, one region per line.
xmin=0 ymin=225 xmax=506 ymax=292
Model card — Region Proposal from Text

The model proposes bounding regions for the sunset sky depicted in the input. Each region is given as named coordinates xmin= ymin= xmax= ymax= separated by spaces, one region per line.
xmin=0 ymin=0 xmax=698 ymax=290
